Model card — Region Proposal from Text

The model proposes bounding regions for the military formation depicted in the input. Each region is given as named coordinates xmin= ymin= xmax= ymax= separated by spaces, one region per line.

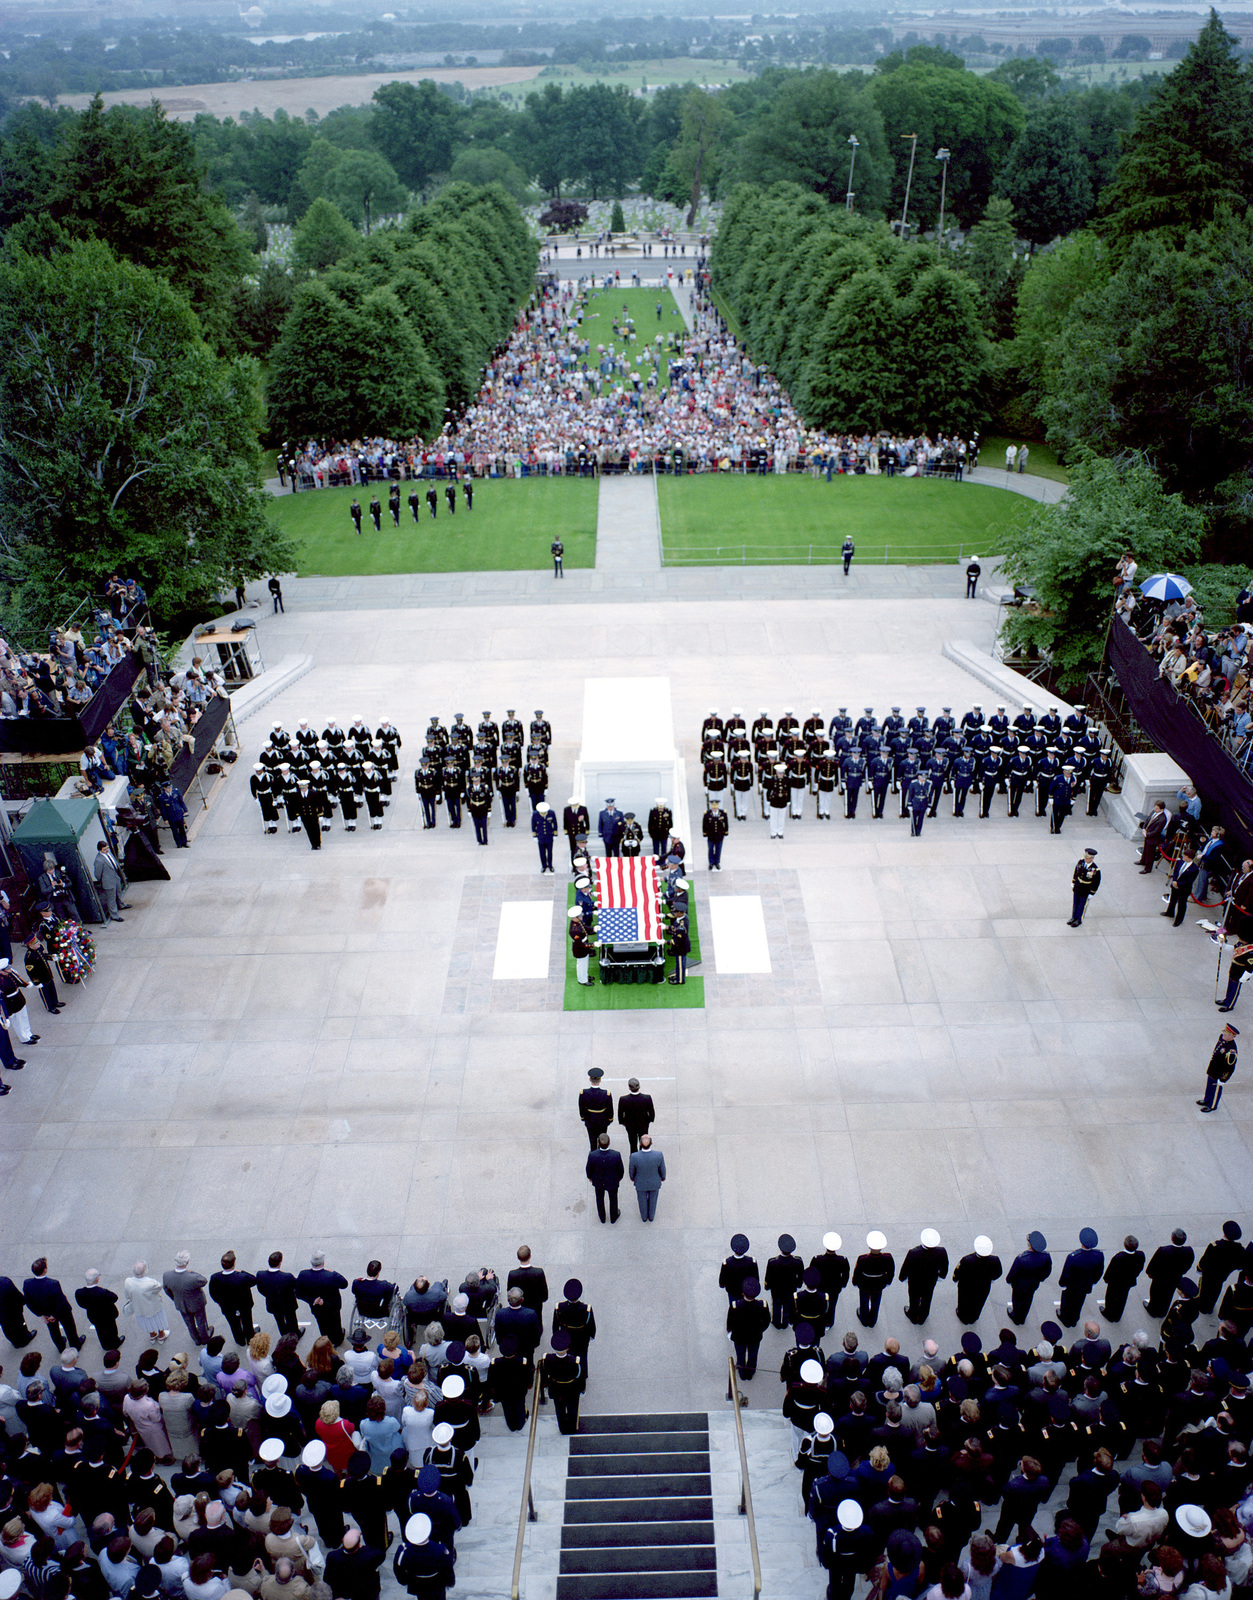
xmin=250 ymin=718 xmax=403 ymax=848
xmin=698 ymin=701 xmax=1114 ymax=841
xmin=413 ymin=710 xmax=552 ymax=846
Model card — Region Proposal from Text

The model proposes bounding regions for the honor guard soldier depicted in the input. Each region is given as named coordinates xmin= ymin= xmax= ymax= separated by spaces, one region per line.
xmin=1068 ymin=849 xmax=1100 ymax=926
xmin=719 ymin=1236 xmax=759 ymax=1305
xmin=1199 ymin=1024 xmax=1239 ymax=1113
xmin=1196 ymin=1222 xmax=1245 ymax=1312
xmin=792 ymin=1267 xmax=830 ymax=1335
xmin=323 ymin=719 xmax=347 ymax=759
xmin=1024 ymin=725 xmax=1047 ymax=761
xmin=368 ymin=494 xmax=382 ymax=531
xmin=842 ymin=536 xmax=855 ymax=574
xmin=502 ymin=709 xmax=523 ymax=746
xmin=648 ymin=800 xmax=673 ymax=856
xmin=252 ymin=765 xmax=280 ymax=834
xmin=349 ymin=715 xmax=373 ymax=755
xmin=465 ymin=770 xmax=492 ymax=846
xmin=361 ymin=765 xmax=385 ymax=829
xmin=726 ymin=708 xmax=746 ymax=736
xmin=530 ymin=710 xmax=551 ymax=749
xmin=373 ymin=739 xmax=398 ymax=801
xmin=1033 ymin=748 xmax=1059 ymax=817
xmin=852 ymin=1232 xmax=895 ymax=1328
xmin=1064 ymin=706 xmax=1088 ymax=737
xmin=1086 ymin=749 xmax=1112 ymax=815
xmin=426 ymin=484 xmax=438 ymax=519
xmin=906 ymin=772 xmax=931 ymax=837
xmin=755 ymin=738 xmax=778 ymax=817
xmin=961 ymin=704 xmax=984 ymax=737
xmin=408 ymin=486 xmax=420 ymax=523
xmin=900 ymin=1230 xmax=949 ymax=1324
xmin=778 ymin=707 xmax=799 ymax=737
xmin=475 ymin=713 xmax=498 ymax=758
xmin=815 ymin=749 xmax=838 ymax=819
xmin=426 ymin=716 xmax=449 ymax=753
xmin=450 ymin=713 xmax=474 ymax=753
xmin=441 ymin=754 xmax=464 ymax=828
xmin=578 ymin=1068 xmax=614 ymax=1150
xmin=807 ymin=730 xmax=831 ymax=791
xmin=295 ymin=718 xmax=318 ymax=757
xmin=1004 ymin=747 xmax=1032 ymax=817
xmin=308 ymin=763 xmax=333 ymax=831
xmin=540 ymin=1330 xmax=584 ymax=1434
xmin=416 ymin=752 xmax=441 ymax=825
xmin=444 ymin=482 xmax=456 ymax=516
xmin=804 ymin=708 xmax=826 ymax=743
xmin=703 ymin=799 xmax=728 ymax=870
xmin=492 ymin=758 xmax=518 ymax=827
xmin=988 ymin=705 xmax=1010 ymax=742
xmin=350 ymin=498 xmax=364 ymax=534
xmin=866 ymin=746 xmax=891 ymax=818
xmin=896 ymin=747 xmax=920 ymax=816
xmin=728 ymin=1279 xmax=771 ymax=1382
xmin=270 ymin=720 xmax=293 ymax=756
xmin=523 ymin=753 xmax=547 ymax=810
xmin=951 ymin=749 xmax=975 ymax=817
xmin=787 ymin=751 xmax=807 ymax=819
xmin=1049 ymin=766 xmax=1075 ymax=833
xmin=765 ymin=1235 xmax=806 ymax=1329
xmin=563 ymin=798 xmax=590 ymax=864
xmin=953 ymin=1236 xmax=1002 ymax=1324
xmin=573 ymin=875 xmax=595 ymax=925
xmin=1013 ymin=704 xmax=1036 ymax=734
xmin=337 ymin=763 xmax=361 ymax=830
xmin=907 ymin=706 xmax=929 ymax=738
xmin=828 ymin=707 xmax=852 ymax=741
xmin=1056 ymin=1229 xmax=1104 ymax=1327
xmin=809 ymin=1234 xmax=849 ymax=1330
xmin=979 ymin=749 xmax=1004 ymax=818
xmin=1006 ymin=1231 xmax=1052 ymax=1325
xmin=553 ymin=1280 xmax=596 ymax=1381
xmin=278 ymin=764 xmax=300 ymax=832
xmin=1037 ymin=706 xmax=1060 ymax=741
xmin=751 ymin=707 xmax=773 ymax=742
xmin=924 ymin=750 xmax=948 ymax=817
xmin=767 ymin=764 xmax=791 ymax=839
xmin=621 ymin=813 xmax=644 ymax=856
xmin=295 ymin=777 xmax=328 ymax=848
xmin=841 ymin=748 xmax=866 ymax=819
xmin=933 ymin=707 xmax=955 ymax=742
xmin=885 ymin=728 xmax=908 ymax=793
xmin=702 ymin=707 xmax=724 ymax=740
xmin=704 ymin=748 xmax=728 ymax=807
xmin=388 ymin=484 xmax=401 ymax=526
xmin=879 ymin=706 xmax=902 ymax=740
xmin=730 ymin=752 xmax=754 ymax=820
xmin=533 ymin=802 xmax=557 ymax=873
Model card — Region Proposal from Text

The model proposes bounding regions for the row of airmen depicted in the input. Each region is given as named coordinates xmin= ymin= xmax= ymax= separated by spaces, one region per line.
xmin=250 ymin=720 xmax=404 ymax=841
xmin=698 ymin=702 xmax=1113 ymax=835
xmin=413 ymin=711 xmax=553 ymax=845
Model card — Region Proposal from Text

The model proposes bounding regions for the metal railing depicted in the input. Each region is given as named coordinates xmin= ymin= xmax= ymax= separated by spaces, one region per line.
xmin=664 ymin=542 xmax=1005 ymax=568
xmin=510 ymin=1364 xmax=544 ymax=1600
xmin=727 ymin=1358 xmax=762 ymax=1600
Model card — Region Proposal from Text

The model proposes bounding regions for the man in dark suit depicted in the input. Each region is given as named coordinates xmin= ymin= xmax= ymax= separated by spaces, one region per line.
xmin=585 ymin=1134 xmax=624 ymax=1224
xmin=1099 ymin=1235 xmax=1144 ymax=1321
xmin=506 ymin=1246 xmax=549 ymax=1335
xmin=493 ymin=1288 xmax=541 ymax=1355
xmin=75 ymin=1270 xmax=123 ymax=1350
xmin=296 ymin=1252 xmax=348 ymax=1343
xmin=24 ymin=1258 xmax=80 ymax=1351
xmin=0 ymin=1274 xmax=35 ymax=1347
xmin=209 ymin=1251 xmax=257 ymax=1346
xmin=325 ymin=1530 xmax=385 ymax=1600
xmin=1138 ymin=801 xmax=1169 ymax=871
xmin=628 ymin=1135 xmax=666 ymax=1221
xmin=616 ymin=1078 xmax=655 ymax=1154
xmin=1144 ymin=1228 xmax=1194 ymax=1316
xmin=256 ymin=1251 xmax=301 ymax=1337
xmin=578 ymin=1067 xmax=614 ymax=1150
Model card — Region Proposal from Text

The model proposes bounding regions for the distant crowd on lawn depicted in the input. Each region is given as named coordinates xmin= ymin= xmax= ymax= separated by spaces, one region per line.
xmin=279 ymin=279 xmax=980 ymax=488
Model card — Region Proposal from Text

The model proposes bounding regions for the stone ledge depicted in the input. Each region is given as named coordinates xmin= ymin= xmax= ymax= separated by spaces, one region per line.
xmin=942 ymin=637 xmax=1074 ymax=718
xmin=228 ymin=653 xmax=315 ymax=724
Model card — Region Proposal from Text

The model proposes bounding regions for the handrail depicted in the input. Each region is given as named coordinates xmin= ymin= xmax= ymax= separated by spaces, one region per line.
xmin=510 ymin=1363 xmax=544 ymax=1600
xmin=727 ymin=1358 xmax=762 ymax=1600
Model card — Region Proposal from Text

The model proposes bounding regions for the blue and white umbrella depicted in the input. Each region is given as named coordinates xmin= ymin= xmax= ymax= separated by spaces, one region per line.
xmin=1139 ymin=573 xmax=1193 ymax=602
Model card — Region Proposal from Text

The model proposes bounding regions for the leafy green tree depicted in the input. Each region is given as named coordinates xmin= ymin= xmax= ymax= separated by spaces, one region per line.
xmin=291 ymin=197 xmax=360 ymax=273
xmin=294 ymin=137 xmax=347 ymax=216
xmin=985 ymin=58 xmax=1060 ymax=103
xmin=0 ymin=237 xmax=291 ymax=634
xmin=562 ymin=85 xmax=643 ymax=199
xmin=610 ymin=200 xmax=626 ymax=232
xmin=999 ymin=453 xmax=1203 ymax=685
xmin=667 ymin=88 xmax=732 ymax=224
xmin=997 ymin=101 xmax=1094 ymax=246
xmin=325 ymin=148 xmax=406 ymax=234
xmin=1069 ymin=85 xmax=1138 ymax=200
xmin=737 ymin=71 xmax=890 ymax=213
xmin=961 ymin=195 xmax=1020 ymax=336
xmin=900 ymin=267 xmax=990 ymax=434
xmin=1039 ymin=210 xmax=1253 ymax=512
xmin=518 ymin=82 xmax=570 ymax=197
xmin=1012 ymin=230 xmax=1107 ymax=422
xmin=1101 ymin=11 xmax=1253 ymax=250
xmin=448 ymin=146 xmax=533 ymax=203
xmin=228 ymin=261 xmax=294 ymax=358
xmin=241 ymin=192 xmax=269 ymax=253
xmin=799 ymin=269 xmax=904 ymax=429
xmin=45 ymin=95 xmax=251 ymax=349
xmin=371 ymin=80 xmax=458 ymax=192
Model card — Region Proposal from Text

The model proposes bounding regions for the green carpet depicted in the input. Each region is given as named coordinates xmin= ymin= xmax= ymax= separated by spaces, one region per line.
xmin=562 ymin=881 xmax=705 ymax=1011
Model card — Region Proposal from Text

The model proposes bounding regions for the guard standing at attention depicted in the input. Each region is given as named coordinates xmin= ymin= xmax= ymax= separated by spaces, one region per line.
xmin=1086 ymin=749 xmax=1113 ymax=815
xmin=703 ymin=799 xmax=728 ymax=871
xmin=551 ymin=539 xmax=564 ymax=577
xmin=1049 ymin=766 xmax=1075 ymax=833
xmin=578 ymin=1067 xmax=614 ymax=1149
xmin=727 ymin=1280 xmax=771 ymax=1381
xmin=765 ymin=1235 xmax=806 ymax=1329
xmin=532 ymin=802 xmax=557 ymax=873
xmin=648 ymin=800 xmax=673 ymax=856
xmin=350 ymin=498 xmax=363 ymax=534
xmin=441 ymin=753 xmax=464 ymax=828
xmin=899 ymin=1230 xmax=949 ymax=1324
xmin=495 ymin=758 xmax=519 ymax=828
xmin=731 ymin=753 xmax=754 ymax=821
xmin=906 ymin=772 xmax=931 ymax=837
xmin=867 ymin=747 xmax=891 ymax=819
xmin=540 ymin=1329 xmax=584 ymax=1434
xmin=1199 ymin=1024 xmax=1239 ymax=1113
xmin=852 ymin=1233 xmax=895 ymax=1328
xmin=563 ymin=799 xmax=590 ymax=866
xmin=621 ymin=813 xmax=644 ymax=856
xmin=1068 ymin=849 xmax=1100 ymax=926
xmin=953 ymin=1237 xmax=1002 ymax=1324
xmin=808 ymin=1235 xmax=849 ymax=1331
xmin=553 ymin=1280 xmax=596 ymax=1380
xmin=767 ymin=763 xmax=791 ymax=839
xmin=465 ymin=770 xmax=492 ymax=846
xmin=1056 ymin=1228 xmax=1104 ymax=1327
xmin=426 ymin=485 xmax=439 ymax=519
xmin=842 ymin=537 xmax=855 ymax=575
xmin=369 ymin=495 xmax=382 ymax=532
xmin=951 ymin=749 xmax=975 ymax=818
xmin=1006 ymin=1232 xmax=1052 ymax=1325
xmin=719 ymin=1235 xmax=759 ymax=1304
xmin=414 ymin=756 xmax=441 ymax=829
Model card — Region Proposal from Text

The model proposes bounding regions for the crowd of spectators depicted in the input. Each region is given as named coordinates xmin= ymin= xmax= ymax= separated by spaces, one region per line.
xmin=276 ymin=281 xmax=979 ymax=490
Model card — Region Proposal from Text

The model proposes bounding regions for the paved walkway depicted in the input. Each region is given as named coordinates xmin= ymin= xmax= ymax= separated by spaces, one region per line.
xmin=594 ymin=474 xmax=662 ymax=572
xmin=968 ymin=463 xmax=1066 ymax=504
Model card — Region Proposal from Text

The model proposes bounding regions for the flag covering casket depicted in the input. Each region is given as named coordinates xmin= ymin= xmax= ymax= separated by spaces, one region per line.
xmin=592 ymin=856 xmax=665 ymax=983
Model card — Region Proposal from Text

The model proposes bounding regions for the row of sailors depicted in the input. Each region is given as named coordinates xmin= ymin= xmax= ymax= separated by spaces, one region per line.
xmin=251 ymin=759 xmax=395 ymax=832
xmin=698 ymin=703 xmax=1113 ymax=823
xmin=263 ymin=717 xmax=403 ymax=760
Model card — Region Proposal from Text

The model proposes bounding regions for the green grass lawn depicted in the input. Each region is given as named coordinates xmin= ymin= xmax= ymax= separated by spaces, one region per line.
xmin=267 ymin=476 xmax=598 ymax=576
xmin=563 ymin=882 xmax=704 ymax=1011
xmin=579 ymin=286 xmax=686 ymax=390
xmin=979 ymin=435 xmax=1071 ymax=485
xmin=658 ymin=473 xmax=1029 ymax=566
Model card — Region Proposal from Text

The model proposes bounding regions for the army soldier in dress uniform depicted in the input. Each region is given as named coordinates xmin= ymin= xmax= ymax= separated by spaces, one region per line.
xmin=719 ymin=1235 xmax=759 ymax=1305
xmin=648 ymin=800 xmax=673 ymax=856
xmin=408 ymin=487 xmax=421 ymax=523
xmin=523 ymin=753 xmax=547 ymax=811
xmin=251 ymin=765 xmax=280 ymax=834
xmin=1006 ymin=1231 xmax=1052 ymax=1325
xmin=350 ymin=498 xmax=363 ymax=534
xmin=442 ymin=753 xmax=464 ymax=828
xmin=466 ymin=769 xmax=492 ymax=846
xmin=502 ymin=709 xmax=523 ymax=748
xmin=703 ymin=799 xmax=728 ymax=871
xmin=553 ymin=1280 xmax=596 ymax=1381
xmin=730 ymin=751 xmax=754 ymax=820
xmin=415 ymin=756 xmax=441 ymax=829
xmin=621 ymin=813 xmax=644 ymax=856
xmin=445 ymin=482 xmax=456 ymax=516
xmin=426 ymin=484 xmax=438 ymax=519
xmin=900 ymin=1230 xmax=949 ymax=1324
xmin=766 ymin=763 xmax=790 ymax=839
xmin=1199 ymin=1024 xmax=1239 ymax=1112
xmin=369 ymin=494 xmax=382 ymax=532
xmin=1069 ymin=848 xmax=1100 ymax=926
xmin=579 ymin=1067 xmax=614 ymax=1149
xmin=530 ymin=710 xmax=551 ymax=749
xmin=540 ymin=1329 xmax=583 ymax=1434
xmin=953 ymin=1236 xmax=1002 ymax=1323
xmin=494 ymin=755 xmax=519 ymax=828
xmin=388 ymin=484 xmax=401 ymax=526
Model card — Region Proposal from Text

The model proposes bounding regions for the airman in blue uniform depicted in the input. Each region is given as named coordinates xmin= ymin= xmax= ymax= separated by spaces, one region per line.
xmin=1007 ymin=751 xmax=1034 ymax=817
xmin=841 ymin=751 xmax=865 ymax=818
xmin=868 ymin=749 xmax=892 ymax=818
xmin=907 ymin=774 xmax=931 ymax=836
xmin=1049 ymin=767 xmax=1075 ymax=834
xmin=1056 ymin=1228 xmax=1104 ymax=1327
xmin=979 ymin=750 xmax=1003 ymax=818
xmin=951 ymin=751 xmax=976 ymax=817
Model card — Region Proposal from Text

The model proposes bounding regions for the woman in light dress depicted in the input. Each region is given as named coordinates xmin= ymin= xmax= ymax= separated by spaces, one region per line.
xmin=124 ymin=1261 xmax=170 ymax=1343
xmin=123 ymin=1379 xmax=173 ymax=1462
xmin=159 ymin=1369 xmax=198 ymax=1460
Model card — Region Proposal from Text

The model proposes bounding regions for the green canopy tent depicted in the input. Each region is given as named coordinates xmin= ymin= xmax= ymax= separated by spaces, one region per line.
xmin=12 ymin=796 xmax=108 ymax=924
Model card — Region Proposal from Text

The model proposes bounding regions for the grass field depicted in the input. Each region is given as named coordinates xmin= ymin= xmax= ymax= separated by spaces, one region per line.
xmin=979 ymin=435 xmax=1070 ymax=486
xmin=658 ymin=473 xmax=1029 ymax=566
xmin=267 ymin=477 xmax=597 ymax=576
xmin=579 ymin=286 xmax=687 ymax=390
xmin=563 ymin=883 xmax=704 ymax=1011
